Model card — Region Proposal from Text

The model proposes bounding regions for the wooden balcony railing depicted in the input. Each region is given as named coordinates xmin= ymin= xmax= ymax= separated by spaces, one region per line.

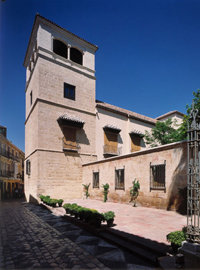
xmin=63 ymin=139 xmax=80 ymax=152
xmin=103 ymin=145 xmax=122 ymax=156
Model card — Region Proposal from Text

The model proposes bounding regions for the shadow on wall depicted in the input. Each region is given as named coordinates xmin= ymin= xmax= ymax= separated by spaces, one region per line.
xmin=77 ymin=129 xmax=90 ymax=145
xmin=167 ymin=144 xmax=187 ymax=215
xmin=29 ymin=194 xmax=39 ymax=204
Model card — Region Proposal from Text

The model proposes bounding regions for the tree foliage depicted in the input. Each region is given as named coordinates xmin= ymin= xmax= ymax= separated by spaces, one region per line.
xmin=144 ymin=118 xmax=186 ymax=148
xmin=144 ymin=89 xmax=200 ymax=147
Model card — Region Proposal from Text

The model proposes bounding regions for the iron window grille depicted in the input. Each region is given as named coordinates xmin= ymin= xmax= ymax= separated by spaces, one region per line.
xmin=93 ymin=172 xmax=99 ymax=188
xmin=64 ymin=83 xmax=75 ymax=100
xmin=115 ymin=168 xmax=125 ymax=190
xmin=150 ymin=161 xmax=166 ymax=192
xmin=26 ymin=160 xmax=31 ymax=175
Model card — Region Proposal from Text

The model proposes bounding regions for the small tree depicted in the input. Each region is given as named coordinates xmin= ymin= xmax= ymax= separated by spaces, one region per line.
xmin=102 ymin=183 xmax=109 ymax=202
xmin=144 ymin=118 xmax=186 ymax=148
xmin=130 ymin=179 xmax=140 ymax=207
xmin=82 ymin=183 xmax=90 ymax=199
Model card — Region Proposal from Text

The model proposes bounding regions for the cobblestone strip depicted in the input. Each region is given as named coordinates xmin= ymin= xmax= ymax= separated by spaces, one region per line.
xmin=0 ymin=201 xmax=108 ymax=269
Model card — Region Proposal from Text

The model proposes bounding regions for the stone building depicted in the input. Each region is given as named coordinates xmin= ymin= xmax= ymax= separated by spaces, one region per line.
xmin=0 ymin=125 xmax=24 ymax=200
xmin=24 ymin=15 xmax=186 ymax=209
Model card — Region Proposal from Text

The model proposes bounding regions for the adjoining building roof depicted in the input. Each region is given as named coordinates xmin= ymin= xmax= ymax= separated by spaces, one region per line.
xmin=96 ymin=100 xmax=157 ymax=125
xmin=24 ymin=14 xmax=98 ymax=67
xmin=156 ymin=110 xmax=185 ymax=120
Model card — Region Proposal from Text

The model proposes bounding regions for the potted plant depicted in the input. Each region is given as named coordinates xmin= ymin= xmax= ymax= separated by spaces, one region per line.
xmin=58 ymin=199 xmax=63 ymax=207
xmin=102 ymin=183 xmax=109 ymax=202
xmin=89 ymin=211 xmax=104 ymax=228
xmin=104 ymin=211 xmax=115 ymax=227
xmin=63 ymin=203 xmax=71 ymax=214
xmin=82 ymin=183 xmax=90 ymax=199
xmin=166 ymin=230 xmax=186 ymax=253
xmin=130 ymin=179 xmax=140 ymax=207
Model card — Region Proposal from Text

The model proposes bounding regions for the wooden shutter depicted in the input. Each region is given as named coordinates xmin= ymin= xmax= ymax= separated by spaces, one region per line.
xmin=104 ymin=132 xmax=118 ymax=153
xmin=131 ymin=135 xmax=141 ymax=152
xmin=63 ymin=127 xmax=77 ymax=150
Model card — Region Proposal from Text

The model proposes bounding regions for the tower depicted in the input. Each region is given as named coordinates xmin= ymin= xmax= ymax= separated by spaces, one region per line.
xmin=24 ymin=15 xmax=98 ymax=201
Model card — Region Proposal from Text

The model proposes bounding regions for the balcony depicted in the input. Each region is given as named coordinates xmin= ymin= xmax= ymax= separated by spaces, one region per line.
xmin=63 ymin=138 xmax=80 ymax=152
xmin=0 ymin=170 xmax=14 ymax=178
xmin=103 ymin=145 xmax=122 ymax=157
xmin=0 ymin=149 xmax=19 ymax=161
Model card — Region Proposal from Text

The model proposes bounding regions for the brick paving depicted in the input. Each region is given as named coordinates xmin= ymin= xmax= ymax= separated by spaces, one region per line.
xmin=67 ymin=199 xmax=187 ymax=244
xmin=0 ymin=200 xmax=106 ymax=269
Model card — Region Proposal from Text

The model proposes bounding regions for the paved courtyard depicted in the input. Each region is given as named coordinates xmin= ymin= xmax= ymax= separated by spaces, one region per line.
xmin=0 ymin=200 xmax=157 ymax=269
xmin=67 ymin=199 xmax=187 ymax=244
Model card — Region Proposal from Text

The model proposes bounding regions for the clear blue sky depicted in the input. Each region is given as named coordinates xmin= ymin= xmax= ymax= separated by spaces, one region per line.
xmin=0 ymin=0 xmax=198 ymax=152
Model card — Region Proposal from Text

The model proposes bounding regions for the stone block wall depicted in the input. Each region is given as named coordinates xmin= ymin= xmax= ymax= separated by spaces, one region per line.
xmin=83 ymin=141 xmax=187 ymax=211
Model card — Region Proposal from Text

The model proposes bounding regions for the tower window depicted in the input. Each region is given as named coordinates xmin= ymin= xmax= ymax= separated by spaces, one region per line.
xmin=53 ymin=39 xmax=68 ymax=59
xmin=70 ymin=47 xmax=83 ymax=65
xmin=64 ymin=83 xmax=75 ymax=100
xmin=26 ymin=160 xmax=31 ymax=175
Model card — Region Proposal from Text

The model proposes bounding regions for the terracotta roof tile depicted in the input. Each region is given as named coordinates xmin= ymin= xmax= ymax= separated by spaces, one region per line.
xmin=96 ymin=100 xmax=157 ymax=125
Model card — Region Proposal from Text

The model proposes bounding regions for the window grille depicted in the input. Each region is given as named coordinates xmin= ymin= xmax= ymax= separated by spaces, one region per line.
xmin=150 ymin=161 xmax=166 ymax=191
xmin=115 ymin=168 xmax=125 ymax=190
xmin=93 ymin=172 xmax=99 ymax=188
xmin=26 ymin=160 xmax=31 ymax=175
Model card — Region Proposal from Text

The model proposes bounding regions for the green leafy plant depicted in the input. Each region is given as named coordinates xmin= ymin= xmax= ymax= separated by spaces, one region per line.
xmin=104 ymin=211 xmax=115 ymax=226
xmin=82 ymin=183 xmax=90 ymax=199
xmin=130 ymin=179 xmax=140 ymax=207
xmin=144 ymin=118 xmax=186 ymax=148
xmin=63 ymin=203 xmax=71 ymax=214
xmin=39 ymin=195 xmax=45 ymax=201
xmin=166 ymin=230 xmax=186 ymax=250
xmin=62 ymin=203 xmax=104 ymax=227
xmin=58 ymin=199 xmax=63 ymax=207
xmin=102 ymin=183 xmax=109 ymax=202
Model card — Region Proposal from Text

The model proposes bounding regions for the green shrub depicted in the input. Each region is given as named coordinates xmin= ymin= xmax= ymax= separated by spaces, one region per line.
xmin=102 ymin=183 xmax=109 ymax=202
xmin=63 ymin=203 xmax=71 ymax=214
xmin=130 ymin=179 xmax=140 ymax=207
xmin=166 ymin=230 xmax=186 ymax=247
xmin=39 ymin=195 xmax=45 ymax=201
xmin=82 ymin=183 xmax=90 ymax=199
xmin=62 ymin=203 xmax=104 ymax=227
xmin=104 ymin=211 xmax=115 ymax=221
xmin=50 ymin=199 xmax=58 ymax=207
xmin=58 ymin=199 xmax=63 ymax=207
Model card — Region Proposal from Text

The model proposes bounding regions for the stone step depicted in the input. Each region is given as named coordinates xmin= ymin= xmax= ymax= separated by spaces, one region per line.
xmin=99 ymin=230 xmax=161 ymax=265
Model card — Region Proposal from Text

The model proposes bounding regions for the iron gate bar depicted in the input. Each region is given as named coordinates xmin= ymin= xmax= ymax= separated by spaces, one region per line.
xmin=187 ymin=102 xmax=200 ymax=243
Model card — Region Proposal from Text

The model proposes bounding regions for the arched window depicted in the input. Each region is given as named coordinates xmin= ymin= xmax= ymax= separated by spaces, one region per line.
xmin=53 ymin=39 xmax=67 ymax=59
xmin=70 ymin=47 xmax=83 ymax=65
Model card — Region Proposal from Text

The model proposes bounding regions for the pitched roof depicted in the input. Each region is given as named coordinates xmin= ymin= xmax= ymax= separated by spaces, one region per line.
xmin=156 ymin=110 xmax=185 ymax=120
xmin=96 ymin=100 xmax=157 ymax=125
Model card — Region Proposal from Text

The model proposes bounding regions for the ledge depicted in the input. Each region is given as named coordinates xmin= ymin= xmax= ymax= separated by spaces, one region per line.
xmin=83 ymin=141 xmax=187 ymax=166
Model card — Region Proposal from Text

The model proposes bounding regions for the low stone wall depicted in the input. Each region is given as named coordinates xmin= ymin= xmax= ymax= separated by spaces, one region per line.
xmin=82 ymin=141 xmax=187 ymax=211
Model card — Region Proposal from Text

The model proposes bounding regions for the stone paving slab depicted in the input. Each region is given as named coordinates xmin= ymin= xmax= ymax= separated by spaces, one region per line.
xmin=0 ymin=201 xmax=106 ymax=269
xmin=0 ymin=200 xmax=157 ymax=270
xmin=66 ymin=199 xmax=187 ymax=245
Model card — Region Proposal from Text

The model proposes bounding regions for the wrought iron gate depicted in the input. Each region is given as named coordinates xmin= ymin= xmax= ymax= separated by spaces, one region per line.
xmin=187 ymin=102 xmax=200 ymax=243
